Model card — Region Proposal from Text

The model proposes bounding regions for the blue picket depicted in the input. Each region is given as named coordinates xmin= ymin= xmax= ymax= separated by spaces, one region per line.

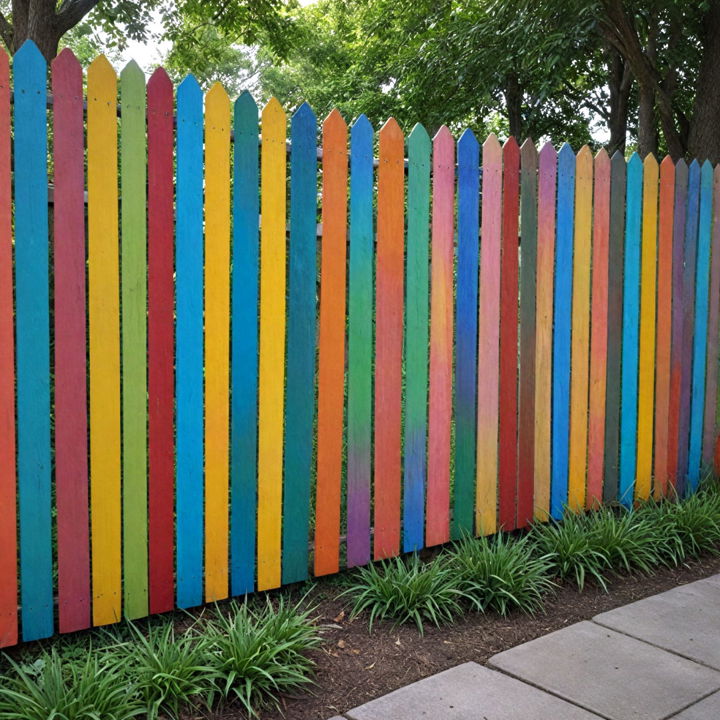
xmin=551 ymin=143 xmax=575 ymax=519
xmin=14 ymin=40 xmax=53 ymax=642
xmin=281 ymin=102 xmax=318 ymax=584
xmin=452 ymin=128 xmax=480 ymax=539
xmin=175 ymin=75 xmax=204 ymax=608
xmin=688 ymin=160 xmax=714 ymax=490
xmin=618 ymin=153 xmax=643 ymax=507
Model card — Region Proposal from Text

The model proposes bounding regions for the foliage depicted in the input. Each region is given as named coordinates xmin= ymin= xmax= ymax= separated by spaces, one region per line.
xmin=343 ymin=555 xmax=469 ymax=633
xmin=0 ymin=649 xmax=141 ymax=720
xmin=205 ymin=597 xmax=321 ymax=717
xmin=449 ymin=533 xmax=556 ymax=615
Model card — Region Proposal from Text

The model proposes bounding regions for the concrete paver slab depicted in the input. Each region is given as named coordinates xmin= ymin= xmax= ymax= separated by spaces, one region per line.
xmin=344 ymin=662 xmax=602 ymax=720
xmin=488 ymin=621 xmax=720 ymax=720
xmin=593 ymin=576 xmax=720 ymax=669
xmin=667 ymin=690 xmax=720 ymax=719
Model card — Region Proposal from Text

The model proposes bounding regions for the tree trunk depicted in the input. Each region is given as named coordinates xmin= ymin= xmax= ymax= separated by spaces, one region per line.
xmin=637 ymin=83 xmax=657 ymax=158
xmin=505 ymin=72 xmax=523 ymax=138
xmin=688 ymin=0 xmax=720 ymax=162
xmin=12 ymin=0 xmax=62 ymax=60
xmin=606 ymin=47 xmax=631 ymax=155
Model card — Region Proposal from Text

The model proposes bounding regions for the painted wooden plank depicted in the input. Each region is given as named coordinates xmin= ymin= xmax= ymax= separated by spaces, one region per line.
xmin=603 ymin=151 xmax=626 ymax=504
xmin=703 ymin=165 xmax=720 ymax=468
xmin=677 ymin=160 xmax=701 ymax=495
xmin=403 ymin=122 xmax=430 ymax=553
xmin=120 ymin=60 xmax=148 ymax=620
xmin=688 ymin=161 xmax=713 ymax=490
xmin=517 ymin=138 xmax=537 ymax=528
xmin=476 ymin=134 xmax=503 ymax=534
xmin=498 ymin=137 xmax=520 ymax=530
xmin=0 ymin=47 xmax=16 ymax=648
xmin=147 ymin=67 xmax=175 ymax=615
xmin=668 ymin=160 xmax=688 ymax=490
xmin=551 ymin=143 xmax=575 ymax=519
xmin=452 ymin=128 xmax=480 ymax=538
xmin=587 ymin=149 xmax=610 ymax=508
xmin=204 ymin=82 xmax=230 ymax=602
xmin=568 ymin=145 xmax=593 ymax=512
xmin=88 ymin=54 xmax=121 ymax=626
xmin=231 ymin=91 xmax=259 ymax=596
xmin=315 ymin=109 xmax=348 ymax=576
xmin=257 ymin=98 xmax=286 ymax=589
xmin=374 ymin=118 xmax=404 ymax=559
xmin=619 ymin=153 xmax=643 ymax=507
xmin=52 ymin=48 xmax=90 ymax=634
xmin=653 ymin=156 xmax=675 ymax=499
xmin=347 ymin=114 xmax=374 ymax=564
xmin=282 ymin=102 xmax=317 ymax=583
xmin=534 ymin=142 xmax=557 ymax=522
xmin=426 ymin=126 xmax=454 ymax=546
xmin=175 ymin=75 xmax=204 ymax=609
xmin=635 ymin=154 xmax=659 ymax=501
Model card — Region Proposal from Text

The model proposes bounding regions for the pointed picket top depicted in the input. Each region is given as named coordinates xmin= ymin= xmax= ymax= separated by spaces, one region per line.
xmin=520 ymin=137 xmax=537 ymax=161
xmin=611 ymin=149 xmax=626 ymax=179
xmin=690 ymin=157 xmax=700 ymax=172
xmin=503 ymin=135 xmax=520 ymax=164
xmin=323 ymin=107 xmax=346 ymax=135
xmin=52 ymin=46 xmax=80 ymax=75
xmin=433 ymin=124 xmax=453 ymax=145
xmin=351 ymin=113 xmax=373 ymax=146
xmin=235 ymin=89 xmax=258 ymax=113
xmin=459 ymin=127 xmax=479 ymax=154
xmin=120 ymin=58 xmax=144 ymax=83
xmin=15 ymin=39 xmax=45 ymax=70
xmin=558 ymin=141 xmax=575 ymax=162
xmin=577 ymin=144 xmax=593 ymax=162
xmin=628 ymin=151 xmax=642 ymax=172
xmin=539 ymin=141 xmax=557 ymax=162
xmin=293 ymin=100 xmax=316 ymax=124
xmin=178 ymin=73 xmax=201 ymax=103
xmin=408 ymin=122 xmax=430 ymax=152
xmin=206 ymin=81 xmax=230 ymax=114
xmin=702 ymin=158 xmax=713 ymax=182
xmin=594 ymin=147 xmax=610 ymax=169
xmin=483 ymin=132 xmax=502 ymax=159
xmin=88 ymin=53 xmax=116 ymax=88
xmin=148 ymin=65 xmax=172 ymax=93
xmin=660 ymin=154 xmax=674 ymax=171
xmin=643 ymin=152 xmax=659 ymax=185
xmin=379 ymin=116 xmax=403 ymax=143
xmin=262 ymin=95 xmax=285 ymax=125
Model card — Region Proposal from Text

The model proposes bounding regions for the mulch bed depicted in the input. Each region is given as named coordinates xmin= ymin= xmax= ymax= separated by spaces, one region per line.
xmin=212 ymin=553 xmax=720 ymax=720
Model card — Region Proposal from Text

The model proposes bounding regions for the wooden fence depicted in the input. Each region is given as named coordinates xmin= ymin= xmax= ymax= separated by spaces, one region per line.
xmin=0 ymin=40 xmax=719 ymax=646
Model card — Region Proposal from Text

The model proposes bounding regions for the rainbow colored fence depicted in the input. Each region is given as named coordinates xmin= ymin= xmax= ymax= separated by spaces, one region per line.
xmin=1 ymin=41 xmax=719 ymax=646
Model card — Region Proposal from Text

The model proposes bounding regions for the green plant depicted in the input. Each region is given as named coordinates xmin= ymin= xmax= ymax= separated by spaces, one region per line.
xmin=0 ymin=649 xmax=141 ymax=720
xmin=449 ymin=533 xmax=556 ymax=615
xmin=343 ymin=555 xmax=469 ymax=633
xmin=531 ymin=512 xmax=611 ymax=590
xmin=205 ymin=597 xmax=320 ymax=717
xmin=111 ymin=620 xmax=218 ymax=720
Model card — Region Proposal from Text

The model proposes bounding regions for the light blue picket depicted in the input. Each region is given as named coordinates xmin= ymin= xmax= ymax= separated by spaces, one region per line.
xmin=551 ymin=143 xmax=575 ymax=519
xmin=619 ymin=153 xmax=643 ymax=507
xmin=282 ymin=102 xmax=318 ymax=584
xmin=452 ymin=128 xmax=480 ymax=539
xmin=14 ymin=40 xmax=53 ymax=642
xmin=175 ymin=75 xmax=204 ymax=608
xmin=231 ymin=91 xmax=259 ymax=595
xmin=688 ymin=160 xmax=714 ymax=490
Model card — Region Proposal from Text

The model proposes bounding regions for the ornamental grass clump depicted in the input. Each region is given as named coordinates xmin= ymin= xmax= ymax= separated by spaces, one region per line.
xmin=343 ymin=555 xmax=469 ymax=633
xmin=449 ymin=533 xmax=555 ymax=616
xmin=205 ymin=597 xmax=320 ymax=717
xmin=0 ymin=650 xmax=141 ymax=720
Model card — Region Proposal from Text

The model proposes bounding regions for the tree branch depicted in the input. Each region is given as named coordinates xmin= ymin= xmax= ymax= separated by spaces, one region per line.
xmin=0 ymin=10 xmax=13 ymax=51
xmin=55 ymin=0 xmax=102 ymax=35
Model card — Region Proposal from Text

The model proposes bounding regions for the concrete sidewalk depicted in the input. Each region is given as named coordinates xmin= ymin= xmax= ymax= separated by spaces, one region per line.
xmin=327 ymin=575 xmax=720 ymax=720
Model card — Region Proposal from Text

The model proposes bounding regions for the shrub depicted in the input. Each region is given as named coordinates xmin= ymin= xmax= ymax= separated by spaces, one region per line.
xmin=531 ymin=512 xmax=611 ymax=590
xmin=343 ymin=555 xmax=469 ymax=633
xmin=205 ymin=597 xmax=320 ymax=717
xmin=449 ymin=533 xmax=555 ymax=615
xmin=0 ymin=649 xmax=141 ymax=720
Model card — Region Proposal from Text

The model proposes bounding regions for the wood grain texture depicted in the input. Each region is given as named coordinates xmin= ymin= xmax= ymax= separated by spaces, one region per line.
xmin=635 ymin=154 xmax=658 ymax=501
xmin=517 ymin=138 xmax=537 ymax=528
xmin=551 ymin=143 xmax=575 ymax=519
xmin=282 ymin=102 xmax=317 ymax=583
xmin=88 ymin=54 xmax=121 ymax=626
xmin=404 ymin=123 xmax=430 ymax=552
xmin=374 ymin=118 xmax=404 ymax=559
xmin=476 ymin=134 xmax=503 ymax=535
xmin=603 ymin=151 xmax=626 ymax=504
xmin=453 ymin=129 xmax=480 ymax=538
xmin=204 ymin=82 xmax=230 ymax=602
xmin=315 ymin=109 xmax=348 ymax=576
xmin=426 ymin=126 xmax=454 ymax=546
xmin=587 ymin=149 xmax=610 ymax=508
xmin=257 ymin=98 xmax=287 ymax=589
xmin=231 ymin=91 xmax=259 ymax=595
xmin=120 ymin=60 xmax=148 ymax=619
xmin=147 ymin=67 xmax=175 ymax=615
xmin=0 ymin=47 xmax=16 ymax=647
xmin=175 ymin=75 xmax=204 ymax=609
xmin=688 ymin=161 xmax=713 ymax=491
xmin=498 ymin=137 xmax=520 ymax=530
xmin=568 ymin=146 xmax=592 ymax=512
xmin=52 ymin=48 xmax=90 ymax=634
xmin=653 ymin=156 xmax=675 ymax=498
xmin=534 ymin=143 xmax=557 ymax=521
